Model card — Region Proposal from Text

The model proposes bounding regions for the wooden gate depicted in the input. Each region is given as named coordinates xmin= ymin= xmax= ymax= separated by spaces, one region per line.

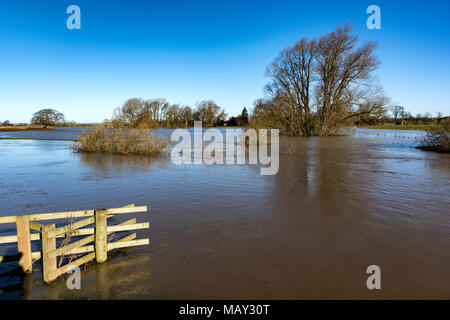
xmin=0 ymin=204 xmax=149 ymax=283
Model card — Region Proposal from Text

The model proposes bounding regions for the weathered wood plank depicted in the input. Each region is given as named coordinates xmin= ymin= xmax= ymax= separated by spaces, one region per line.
xmin=66 ymin=245 xmax=95 ymax=255
xmin=107 ymin=238 xmax=149 ymax=251
xmin=95 ymin=210 xmax=108 ymax=263
xmin=0 ymin=233 xmax=40 ymax=244
xmin=31 ymin=251 xmax=41 ymax=260
xmin=0 ymin=204 xmax=140 ymax=224
xmin=107 ymin=233 xmax=136 ymax=252
xmin=28 ymin=210 xmax=95 ymax=221
xmin=107 ymin=222 xmax=149 ymax=233
xmin=47 ymin=216 xmax=95 ymax=239
xmin=42 ymin=224 xmax=57 ymax=283
xmin=0 ymin=216 xmax=17 ymax=224
xmin=51 ymin=252 xmax=96 ymax=279
xmin=16 ymin=215 xmax=32 ymax=273
xmin=0 ymin=235 xmax=18 ymax=244
xmin=106 ymin=206 xmax=147 ymax=215
xmin=48 ymin=235 xmax=95 ymax=259
xmin=29 ymin=221 xmax=45 ymax=231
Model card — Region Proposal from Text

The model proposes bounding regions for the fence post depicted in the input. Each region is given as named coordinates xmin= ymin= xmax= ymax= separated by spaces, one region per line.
xmin=42 ymin=224 xmax=57 ymax=283
xmin=16 ymin=215 xmax=32 ymax=273
xmin=95 ymin=210 xmax=108 ymax=263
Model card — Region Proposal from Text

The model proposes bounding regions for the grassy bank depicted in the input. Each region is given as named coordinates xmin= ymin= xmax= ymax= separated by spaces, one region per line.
xmin=358 ymin=124 xmax=432 ymax=131
xmin=0 ymin=125 xmax=50 ymax=132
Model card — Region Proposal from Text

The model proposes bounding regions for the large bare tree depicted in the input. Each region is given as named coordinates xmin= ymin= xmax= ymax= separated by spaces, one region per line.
xmin=264 ymin=24 xmax=386 ymax=136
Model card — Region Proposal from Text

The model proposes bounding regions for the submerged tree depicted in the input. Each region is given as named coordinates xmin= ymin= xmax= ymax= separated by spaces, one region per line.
xmin=262 ymin=24 xmax=387 ymax=136
xmin=31 ymin=109 xmax=66 ymax=127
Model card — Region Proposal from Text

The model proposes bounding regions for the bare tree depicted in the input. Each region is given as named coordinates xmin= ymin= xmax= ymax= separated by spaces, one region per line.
xmin=265 ymin=38 xmax=316 ymax=135
xmin=391 ymin=105 xmax=404 ymax=124
xmin=264 ymin=24 xmax=386 ymax=135
xmin=195 ymin=100 xmax=222 ymax=126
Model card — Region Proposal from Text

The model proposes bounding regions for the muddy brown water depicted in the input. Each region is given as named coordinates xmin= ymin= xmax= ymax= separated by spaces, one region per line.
xmin=0 ymin=128 xmax=449 ymax=299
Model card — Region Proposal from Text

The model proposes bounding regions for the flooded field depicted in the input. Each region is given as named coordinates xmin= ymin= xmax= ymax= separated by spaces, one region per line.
xmin=0 ymin=128 xmax=449 ymax=299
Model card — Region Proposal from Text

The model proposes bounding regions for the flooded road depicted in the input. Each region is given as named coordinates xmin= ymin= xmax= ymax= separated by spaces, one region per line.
xmin=0 ymin=128 xmax=449 ymax=299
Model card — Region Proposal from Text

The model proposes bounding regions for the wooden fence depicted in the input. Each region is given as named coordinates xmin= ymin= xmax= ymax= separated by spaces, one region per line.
xmin=0 ymin=204 xmax=149 ymax=283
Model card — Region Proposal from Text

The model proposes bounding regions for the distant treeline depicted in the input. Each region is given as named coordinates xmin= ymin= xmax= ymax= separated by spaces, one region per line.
xmin=104 ymin=98 xmax=249 ymax=129
xmin=353 ymin=106 xmax=449 ymax=126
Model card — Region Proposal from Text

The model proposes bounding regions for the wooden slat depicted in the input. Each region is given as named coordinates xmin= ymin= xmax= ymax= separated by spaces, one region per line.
xmin=107 ymin=222 xmax=149 ymax=233
xmin=1 ymin=252 xmax=41 ymax=262
xmin=56 ymin=228 xmax=94 ymax=238
xmin=0 ymin=235 xmax=18 ymax=244
xmin=51 ymin=252 xmax=96 ymax=279
xmin=66 ymin=245 xmax=94 ymax=255
xmin=107 ymin=238 xmax=149 ymax=250
xmin=0 ymin=233 xmax=40 ymax=244
xmin=107 ymin=233 xmax=136 ymax=252
xmin=47 ymin=216 xmax=95 ymax=239
xmin=107 ymin=206 xmax=147 ymax=215
xmin=28 ymin=210 xmax=95 ymax=221
xmin=31 ymin=252 xmax=41 ymax=260
xmin=0 ymin=216 xmax=17 ymax=224
xmin=29 ymin=221 xmax=45 ymax=231
xmin=48 ymin=235 xmax=95 ymax=259
xmin=0 ymin=204 xmax=141 ymax=224
xmin=31 ymin=233 xmax=41 ymax=241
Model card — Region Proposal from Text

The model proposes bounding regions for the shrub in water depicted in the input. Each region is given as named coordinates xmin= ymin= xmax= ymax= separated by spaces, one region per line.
xmin=73 ymin=127 xmax=169 ymax=156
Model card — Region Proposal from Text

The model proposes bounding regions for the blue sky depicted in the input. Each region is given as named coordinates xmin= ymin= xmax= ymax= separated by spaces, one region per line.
xmin=0 ymin=0 xmax=449 ymax=123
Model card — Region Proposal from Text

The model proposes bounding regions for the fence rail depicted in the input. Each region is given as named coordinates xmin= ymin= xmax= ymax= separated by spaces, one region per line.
xmin=0 ymin=204 xmax=149 ymax=283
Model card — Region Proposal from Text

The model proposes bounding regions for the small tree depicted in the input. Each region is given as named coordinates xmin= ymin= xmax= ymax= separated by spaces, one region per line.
xmin=195 ymin=100 xmax=222 ymax=126
xmin=391 ymin=106 xmax=404 ymax=125
xmin=238 ymin=107 xmax=249 ymax=126
xmin=31 ymin=109 xmax=66 ymax=127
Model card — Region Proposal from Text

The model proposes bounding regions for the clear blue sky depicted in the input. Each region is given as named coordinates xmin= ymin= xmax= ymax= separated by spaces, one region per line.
xmin=0 ymin=0 xmax=449 ymax=123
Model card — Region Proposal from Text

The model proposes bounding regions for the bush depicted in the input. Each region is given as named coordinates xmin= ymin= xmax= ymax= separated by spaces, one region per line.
xmin=73 ymin=127 xmax=169 ymax=156
xmin=419 ymin=119 xmax=450 ymax=153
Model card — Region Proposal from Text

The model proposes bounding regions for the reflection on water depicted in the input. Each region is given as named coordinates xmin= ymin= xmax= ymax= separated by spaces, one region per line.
xmin=0 ymin=128 xmax=449 ymax=299
xmin=77 ymin=151 xmax=171 ymax=171
xmin=1 ymin=250 xmax=151 ymax=299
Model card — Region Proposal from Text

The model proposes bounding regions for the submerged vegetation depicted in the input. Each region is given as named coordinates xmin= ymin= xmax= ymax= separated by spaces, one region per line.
xmin=73 ymin=127 xmax=169 ymax=156
xmin=251 ymin=24 xmax=386 ymax=136
xmin=418 ymin=120 xmax=450 ymax=153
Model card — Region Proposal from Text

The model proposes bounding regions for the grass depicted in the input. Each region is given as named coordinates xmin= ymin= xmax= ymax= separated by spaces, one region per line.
xmin=73 ymin=127 xmax=170 ymax=156
xmin=0 ymin=125 xmax=49 ymax=132
xmin=358 ymin=124 xmax=433 ymax=131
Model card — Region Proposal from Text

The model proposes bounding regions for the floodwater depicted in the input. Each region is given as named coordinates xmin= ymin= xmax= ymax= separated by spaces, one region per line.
xmin=0 ymin=128 xmax=449 ymax=299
